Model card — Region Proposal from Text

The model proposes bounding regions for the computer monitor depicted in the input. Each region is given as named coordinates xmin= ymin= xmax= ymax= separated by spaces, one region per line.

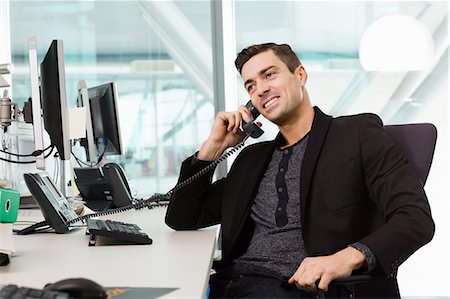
xmin=28 ymin=36 xmax=45 ymax=170
xmin=39 ymin=40 xmax=71 ymax=161
xmin=79 ymin=82 xmax=123 ymax=161
xmin=39 ymin=39 xmax=72 ymax=196
xmin=77 ymin=80 xmax=96 ymax=163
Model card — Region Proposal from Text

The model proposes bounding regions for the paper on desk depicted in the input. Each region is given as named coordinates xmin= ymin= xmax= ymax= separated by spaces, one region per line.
xmin=68 ymin=107 xmax=87 ymax=139
xmin=0 ymin=223 xmax=15 ymax=255
xmin=0 ymin=179 xmax=8 ymax=188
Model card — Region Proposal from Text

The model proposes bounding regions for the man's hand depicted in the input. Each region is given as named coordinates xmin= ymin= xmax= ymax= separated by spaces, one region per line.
xmin=197 ymin=105 xmax=255 ymax=161
xmin=288 ymin=246 xmax=366 ymax=293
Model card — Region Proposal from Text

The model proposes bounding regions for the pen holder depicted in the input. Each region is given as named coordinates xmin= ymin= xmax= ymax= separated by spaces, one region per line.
xmin=0 ymin=187 xmax=20 ymax=223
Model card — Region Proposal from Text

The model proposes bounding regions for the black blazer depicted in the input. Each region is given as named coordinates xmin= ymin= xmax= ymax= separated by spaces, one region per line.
xmin=166 ymin=107 xmax=434 ymax=298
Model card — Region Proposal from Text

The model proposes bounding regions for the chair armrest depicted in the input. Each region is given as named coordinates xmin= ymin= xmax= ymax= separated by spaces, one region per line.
xmin=332 ymin=274 xmax=376 ymax=287
xmin=331 ymin=274 xmax=377 ymax=298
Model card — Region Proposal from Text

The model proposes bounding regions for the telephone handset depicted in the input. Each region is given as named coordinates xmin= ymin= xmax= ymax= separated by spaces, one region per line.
xmin=17 ymin=172 xmax=81 ymax=235
xmin=242 ymin=100 xmax=264 ymax=138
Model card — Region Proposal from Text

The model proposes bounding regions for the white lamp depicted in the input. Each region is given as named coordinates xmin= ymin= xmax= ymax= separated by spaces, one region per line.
xmin=359 ymin=14 xmax=434 ymax=72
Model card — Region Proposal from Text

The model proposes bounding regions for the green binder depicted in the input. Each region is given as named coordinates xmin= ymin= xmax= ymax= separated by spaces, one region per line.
xmin=0 ymin=187 xmax=20 ymax=223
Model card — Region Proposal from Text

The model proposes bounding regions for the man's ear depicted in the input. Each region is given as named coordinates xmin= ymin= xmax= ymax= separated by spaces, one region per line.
xmin=295 ymin=65 xmax=307 ymax=85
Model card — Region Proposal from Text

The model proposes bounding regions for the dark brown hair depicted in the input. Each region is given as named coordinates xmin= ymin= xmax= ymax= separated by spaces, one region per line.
xmin=235 ymin=43 xmax=301 ymax=74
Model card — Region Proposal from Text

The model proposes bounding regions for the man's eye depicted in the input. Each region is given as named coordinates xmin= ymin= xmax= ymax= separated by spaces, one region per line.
xmin=247 ymin=85 xmax=255 ymax=92
xmin=266 ymin=72 xmax=274 ymax=78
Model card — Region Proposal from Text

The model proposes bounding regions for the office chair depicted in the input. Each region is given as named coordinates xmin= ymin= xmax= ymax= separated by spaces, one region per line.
xmin=332 ymin=123 xmax=437 ymax=298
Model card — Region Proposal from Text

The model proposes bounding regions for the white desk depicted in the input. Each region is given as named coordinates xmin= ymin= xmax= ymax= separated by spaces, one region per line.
xmin=0 ymin=207 xmax=217 ymax=299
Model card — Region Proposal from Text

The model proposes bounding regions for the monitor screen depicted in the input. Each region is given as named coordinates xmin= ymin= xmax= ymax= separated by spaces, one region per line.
xmin=39 ymin=40 xmax=70 ymax=161
xmin=88 ymin=82 xmax=123 ymax=157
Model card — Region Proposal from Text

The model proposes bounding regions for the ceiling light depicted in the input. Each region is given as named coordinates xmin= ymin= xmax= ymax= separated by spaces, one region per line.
xmin=359 ymin=14 xmax=434 ymax=72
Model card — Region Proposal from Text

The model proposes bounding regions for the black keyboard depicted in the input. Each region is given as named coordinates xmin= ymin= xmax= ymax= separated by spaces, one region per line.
xmin=86 ymin=219 xmax=153 ymax=245
xmin=0 ymin=284 xmax=70 ymax=299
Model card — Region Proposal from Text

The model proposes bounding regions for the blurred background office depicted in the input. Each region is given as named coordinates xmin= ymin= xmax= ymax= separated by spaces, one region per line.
xmin=0 ymin=0 xmax=448 ymax=296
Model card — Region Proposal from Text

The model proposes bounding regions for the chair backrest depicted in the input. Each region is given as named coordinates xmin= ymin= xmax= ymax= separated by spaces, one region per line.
xmin=384 ymin=123 xmax=437 ymax=186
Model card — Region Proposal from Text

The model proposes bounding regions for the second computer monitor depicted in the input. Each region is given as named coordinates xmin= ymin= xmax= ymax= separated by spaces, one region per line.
xmin=39 ymin=39 xmax=71 ymax=161
xmin=86 ymin=82 xmax=123 ymax=159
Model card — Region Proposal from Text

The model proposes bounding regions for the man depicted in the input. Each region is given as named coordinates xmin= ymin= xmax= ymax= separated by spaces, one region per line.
xmin=165 ymin=43 xmax=434 ymax=298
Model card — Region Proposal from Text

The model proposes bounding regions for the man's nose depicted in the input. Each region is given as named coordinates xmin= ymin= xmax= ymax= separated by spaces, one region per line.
xmin=256 ymin=81 xmax=270 ymax=97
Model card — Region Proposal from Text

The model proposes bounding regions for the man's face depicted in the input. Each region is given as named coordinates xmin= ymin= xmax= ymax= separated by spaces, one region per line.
xmin=241 ymin=50 xmax=306 ymax=125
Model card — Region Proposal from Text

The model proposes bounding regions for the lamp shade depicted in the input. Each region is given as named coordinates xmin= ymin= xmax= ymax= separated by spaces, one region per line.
xmin=359 ymin=14 xmax=434 ymax=71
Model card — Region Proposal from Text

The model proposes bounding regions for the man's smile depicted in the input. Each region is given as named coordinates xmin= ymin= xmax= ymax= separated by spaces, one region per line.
xmin=263 ymin=96 xmax=280 ymax=109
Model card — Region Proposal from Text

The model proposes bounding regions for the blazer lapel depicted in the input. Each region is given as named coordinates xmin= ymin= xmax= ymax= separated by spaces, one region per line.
xmin=300 ymin=107 xmax=332 ymax=224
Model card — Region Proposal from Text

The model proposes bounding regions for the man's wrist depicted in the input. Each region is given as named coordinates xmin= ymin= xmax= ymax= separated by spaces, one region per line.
xmin=347 ymin=246 xmax=366 ymax=270
xmin=349 ymin=242 xmax=376 ymax=272
xmin=198 ymin=139 xmax=227 ymax=161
